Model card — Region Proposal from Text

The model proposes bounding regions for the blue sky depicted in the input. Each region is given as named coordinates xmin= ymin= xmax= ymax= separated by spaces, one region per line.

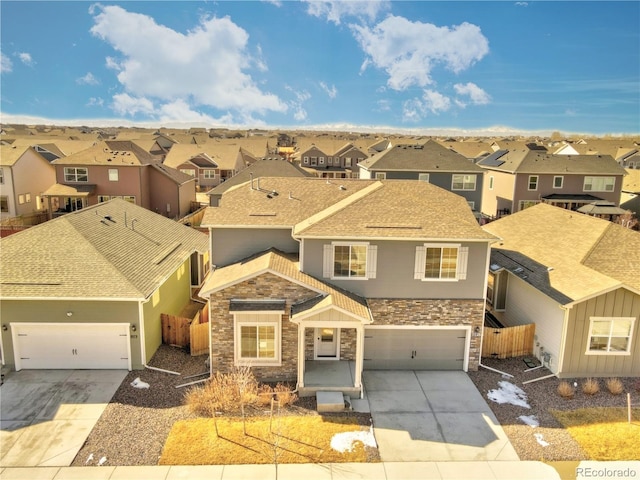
xmin=1 ymin=1 xmax=638 ymax=135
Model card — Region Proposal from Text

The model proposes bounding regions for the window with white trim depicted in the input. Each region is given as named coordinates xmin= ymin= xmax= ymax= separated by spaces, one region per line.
xmin=98 ymin=195 xmax=110 ymax=203
xmin=414 ymin=244 xmax=468 ymax=281
xmin=328 ymin=157 xmax=333 ymax=165
xmin=584 ymin=176 xmax=615 ymax=192
xmin=0 ymin=168 xmax=4 ymax=184
xmin=180 ymin=169 xmax=196 ymax=177
xmin=519 ymin=200 xmax=539 ymax=211
xmin=587 ymin=317 xmax=634 ymax=355
xmin=234 ymin=313 xmax=281 ymax=365
xmin=375 ymin=172 xmax=386 ymax=180
xmin=123 ymin=195 xmax=136 ymax=204
xmin=108 ymin=168 xmax=119 ymax=182
xmin=418 ymin=173 xmax=430 ymax=182
xmin=323 ymin=242 xmax=377 ymax=280
xmin=18 ymin=194 xmax=25 ymax=205
xmin=203 ymin=169 xmax=217 ymax=179
xmin=25 ymin=193 xmax=31 ymax=203
xmin=303 ymin=156 xmax=309 ymax=165
xmin=64 ymin=167 xmax=88 ymax=182
xmin=0 ymin=196 xmax=8 ymax=212
xmin=319 ymin=157 xmax=325 ymax=165
xmin=528 ymin=175 xmax=538 ymax=191
xmin=452 ymin=174 xmax=476 ymax=191
xmin=553 ymin=176 xmax=564 ymax=189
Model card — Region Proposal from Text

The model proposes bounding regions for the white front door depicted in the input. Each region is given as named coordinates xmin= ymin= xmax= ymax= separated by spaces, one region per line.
xmin=315 ymin=328 xmax=338 ymax=359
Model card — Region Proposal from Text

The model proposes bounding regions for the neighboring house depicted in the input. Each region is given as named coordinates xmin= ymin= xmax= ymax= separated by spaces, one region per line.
xmin=0 ymin=198 xmax=210 ymax=371
xmin=206 ymin=158 xmax=314 ymax=206
xmin=621 ymin=168 xmax=640 ymax=219
xmin=483 ymin=203 xmax=640 ymax=378
xmin=199 ymin=177 xmax=497 ymax=397
xmin=0 ymin=143 xmax=61 ymax=219
xmin=163 ymin=143 xmax=250 ymax=190
xmin=297 ymin=141 xmax=368 ymax=179
xmin=478 ymin=150 xmax=626 ymax=218
xmin=42 ymin=141 xmax=196 ymax=219
xmin=359 ymin=139 xmax=485 ymax=214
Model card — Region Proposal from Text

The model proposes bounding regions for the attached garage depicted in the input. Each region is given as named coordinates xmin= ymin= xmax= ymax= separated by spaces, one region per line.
xmin=11 ymin=323 xmax=131 ymax=371
xmin=363 ymin=327 xmax=469 ymax=370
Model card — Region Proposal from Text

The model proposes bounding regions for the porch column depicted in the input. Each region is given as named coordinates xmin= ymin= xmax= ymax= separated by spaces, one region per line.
xmin=297 ymin=325 xmax=305 ymax=388
xmin=354 ymin=324 xmax=364 ymax=393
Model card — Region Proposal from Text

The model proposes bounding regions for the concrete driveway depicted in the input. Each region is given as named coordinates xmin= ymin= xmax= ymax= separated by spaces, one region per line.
xmin=0 ymin=369 xmax=127 ymax=467
xmin=363 ymin=370 xmax=519 ymax=462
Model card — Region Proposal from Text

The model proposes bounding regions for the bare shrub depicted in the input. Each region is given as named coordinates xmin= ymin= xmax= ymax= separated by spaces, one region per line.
xmin=606 ymin=377 xmax=624 ymax=395
xmin=582 ymin=378 xmax=600 ymax=395
xmin=256 ymin=384 xmax=274 ymax=407
xmin=557 ymin=380 xmax=575 ymax=399
xmin=273 ymin=383 xmax=298 ymax=407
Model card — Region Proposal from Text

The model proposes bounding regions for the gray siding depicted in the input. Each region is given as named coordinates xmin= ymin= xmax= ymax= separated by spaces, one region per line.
xmin=301 ymin=238 xmax=489 ymax=299
xmin=211 ymin=227 xmax=299 ymax=267
xmin=0 ymin=300 xmax=142 ymax=370
xmin=560 ymin=288 xmax=640 ymax=378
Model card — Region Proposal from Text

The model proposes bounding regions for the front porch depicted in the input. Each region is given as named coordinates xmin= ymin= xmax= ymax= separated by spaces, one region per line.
xmin=298 ymin=360 xmax=361 ymax=398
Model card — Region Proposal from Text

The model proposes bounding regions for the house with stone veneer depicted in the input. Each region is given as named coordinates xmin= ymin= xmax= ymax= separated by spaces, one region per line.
xmin=199 ymin=177 xmax=497 ymax=397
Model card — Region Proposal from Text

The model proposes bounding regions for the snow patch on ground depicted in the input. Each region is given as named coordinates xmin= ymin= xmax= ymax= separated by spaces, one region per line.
xmin=487 ymin=381 xmax=530 ymax=409
xmin=330 ymin=428 xmax=377 ymax=453
xmin=518 ymin=415 xmax=539 ymax=428
xmin=534 ymin=433 xmax=550 ymax=447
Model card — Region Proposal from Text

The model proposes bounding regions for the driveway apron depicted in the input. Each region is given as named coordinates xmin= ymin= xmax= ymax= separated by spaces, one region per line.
xmin=363 ymin=370 xmax=519 ymax=462
xmin=0 ymin=369 xmax=127 ymax=467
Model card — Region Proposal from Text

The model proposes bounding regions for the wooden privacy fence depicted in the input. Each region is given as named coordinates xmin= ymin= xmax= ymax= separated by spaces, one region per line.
xmin=482 ymin=323 xmax=535 ymax=359
xmin=161 ymin=303 xmax=209 ymax=356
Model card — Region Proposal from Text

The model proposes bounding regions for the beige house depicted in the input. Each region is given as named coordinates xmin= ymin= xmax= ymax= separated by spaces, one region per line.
xmin=0 ymin=199 xmax=209 ymax=371
xmin=483 ymin=203 xmax=640 ymax=377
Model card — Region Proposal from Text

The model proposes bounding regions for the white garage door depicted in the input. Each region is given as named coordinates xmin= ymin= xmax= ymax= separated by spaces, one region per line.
xmin=364 ymin=328 xmax=468 ymax=370
xmin=12 ymin=323 xmax=131 ymax=371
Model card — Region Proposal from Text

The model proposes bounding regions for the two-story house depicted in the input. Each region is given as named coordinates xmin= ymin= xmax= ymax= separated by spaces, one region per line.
xmin=358 ymin=140 xmax=485 ymax=215
xmin=163 ymin=143 xmax=253 ymax=190
xmin=478 ymin=150 xmax=627 ymax=218
xmin=42 ymin=141 xmax=196 ymax=219
xmin=0 ymin=143 xmax=60 ymax=219
xmin=199 ymin=177 xmax=497 ymax=398
xmin=297 ymin=141 xmax=368 ymax=179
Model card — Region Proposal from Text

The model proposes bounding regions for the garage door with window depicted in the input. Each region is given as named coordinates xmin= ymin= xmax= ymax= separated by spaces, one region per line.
xmin=364 ymin=328 xmax=467 ymax=370
xmin=11 ymin=323 xmax=131 ymax=370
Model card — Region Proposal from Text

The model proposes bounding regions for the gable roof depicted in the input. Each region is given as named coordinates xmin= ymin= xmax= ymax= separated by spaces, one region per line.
xmin=359 ymin=139 xmax=483 ymax=172
xmin=163 ymin=143 xmax=244 ymax=170
xmin=478 ymin=150 xmax=626 ymax=175
xmin=51 ymin=140 xmax=156 ymax=166
xmin=199 ymin=248 xmax=371 ymax=321
xmin=482 ymin=203 xmax=640 ymax=304
xmin=0 ymin=198 xmax=209 ymax=300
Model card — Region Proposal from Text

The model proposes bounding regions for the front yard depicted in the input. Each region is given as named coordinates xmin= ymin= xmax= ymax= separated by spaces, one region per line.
xmin=468 ymin=356 xmax=640 ymax=462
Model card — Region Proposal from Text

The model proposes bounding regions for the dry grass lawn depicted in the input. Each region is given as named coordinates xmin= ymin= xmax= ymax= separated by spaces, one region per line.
xmin=551 ymin=408 xmax=640 ymax=461
xmin=159 ymin=415 xmax=376 ymax=465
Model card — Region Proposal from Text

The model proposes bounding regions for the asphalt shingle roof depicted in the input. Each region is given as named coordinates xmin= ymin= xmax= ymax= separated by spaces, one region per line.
xmin=0 ymin=199 xmax=209 ymax=300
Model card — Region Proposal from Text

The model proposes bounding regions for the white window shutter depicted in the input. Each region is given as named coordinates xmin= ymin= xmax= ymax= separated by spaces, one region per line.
xmin=323 ymin=244 xmax=333 ymax=278
xmin=366 ymin=245 xmax=377 ymax=279
xmin=414 ymin=245 xmax=426 ymax=279
xmin=457 ymin=246 xmax=469 ymax=280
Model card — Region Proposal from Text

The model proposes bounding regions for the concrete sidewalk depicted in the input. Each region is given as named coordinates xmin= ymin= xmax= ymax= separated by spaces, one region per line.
xmin=0 ymin=461 xmax=560 ymax=479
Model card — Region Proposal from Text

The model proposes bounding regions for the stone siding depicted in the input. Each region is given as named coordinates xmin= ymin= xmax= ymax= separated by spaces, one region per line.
xmin=367 ymin=298 xmax=484 ymax=370
xmin=340 ymin=328 xmax=357 ymax=361
xmin=208 ymin=272 xmax=318 ymax=382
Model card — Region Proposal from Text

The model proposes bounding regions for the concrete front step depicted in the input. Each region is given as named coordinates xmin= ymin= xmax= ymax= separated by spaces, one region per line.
xmin=317 ymin=391 xmax=348 ymax=412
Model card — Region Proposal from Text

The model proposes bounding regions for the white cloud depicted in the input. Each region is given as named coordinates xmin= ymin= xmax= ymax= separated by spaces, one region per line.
xmin=285 ymin=85 xmax=311 ymax=121
xmin=376 ymin=99 xmax=391 ymax=112
xmin=1 ymin=51 xmax=12 ymax=73
xmin=515 ymin=2 xmax=529 ymax=7
xmin=402 ymin=89 xmax=451 ymax=122
xmin=263 ymin=0 xmax=283 ymax=7
xmin=86 ymin=97 xmax=104 ymax=107
xmin=454 ymin=82 xmax=491 ymax=106
xmin=111 ymin=93 xmax=156 ymax=117
xmin=90 ymin=5 xmax=287 ymax=121
xmin=77 ymin=72 xmax=100 ymax=86
xmin=319 ymin=81 xmax=337 ymax=99
xmin=352 ymin=15 xmax=489 ymax=91
xmin=303 ymin=0 xmax=389 ymax=25
xmin=18 ymin=52 xmax=34 ymax=66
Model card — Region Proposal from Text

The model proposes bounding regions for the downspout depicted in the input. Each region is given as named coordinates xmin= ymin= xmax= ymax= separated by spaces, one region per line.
xmin=556 ymin=303 xmax=571 ymax=376
xmin=138 ymin=298 xmax=180 ymax=375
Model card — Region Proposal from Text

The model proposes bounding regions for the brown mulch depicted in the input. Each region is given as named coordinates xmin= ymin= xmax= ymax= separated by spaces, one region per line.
xmin=72 ymin=345 xmax=375 ymax=466
xmin=468 ymin=356 xmax=639 ymax=461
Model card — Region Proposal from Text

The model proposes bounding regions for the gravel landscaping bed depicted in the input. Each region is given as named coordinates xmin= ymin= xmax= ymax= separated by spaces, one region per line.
xmin=468 ymin=356 xmax=639 ymax=461
xmin=72 ymin=345 xmax=374 ymax=466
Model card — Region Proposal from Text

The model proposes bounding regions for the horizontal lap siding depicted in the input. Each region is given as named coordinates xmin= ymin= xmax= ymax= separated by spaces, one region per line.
xmin=561 ymin=288 xmax=640 ymax=378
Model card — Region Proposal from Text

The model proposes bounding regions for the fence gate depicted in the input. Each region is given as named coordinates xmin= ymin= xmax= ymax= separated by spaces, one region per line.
xmin=481 ymin=323 xmax=535 ymax=359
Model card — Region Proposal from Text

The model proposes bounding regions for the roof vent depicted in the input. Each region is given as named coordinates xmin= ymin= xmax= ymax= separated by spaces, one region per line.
xmin=339 ymin=185 xmax=346 ymax=190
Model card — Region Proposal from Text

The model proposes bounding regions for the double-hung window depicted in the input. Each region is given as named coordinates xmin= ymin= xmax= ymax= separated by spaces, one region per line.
xmin=452 ymin=174 xmax=476 ymax=191
xmin=553 ymin=176 xmax=564 ymax=189
xmin=414 ymin=243 xmax=468 ymax=281
xmin=323 ymin=242 xmax=377 ymax=280
xmin=587 ymin=317 xmax=634 ymax=355
xmin=375 ymin=172 xmax=386 ymax=180
xmin=584 ymin=176 xmax=615 ymax=192
xmin=234 ymin=313 xmax=282 ymax=366
xmin=418 ymin=173 xmax=430 ymax=182
xmin=528 ymin=175 xmax=538 ymax=191
xmin=203 ymin=169 xmax=217 ymax=179
xmin=64 ymin=167 xmax=88 ymax=182
xmin=108 ymin=169 xmax=119 ymax=182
